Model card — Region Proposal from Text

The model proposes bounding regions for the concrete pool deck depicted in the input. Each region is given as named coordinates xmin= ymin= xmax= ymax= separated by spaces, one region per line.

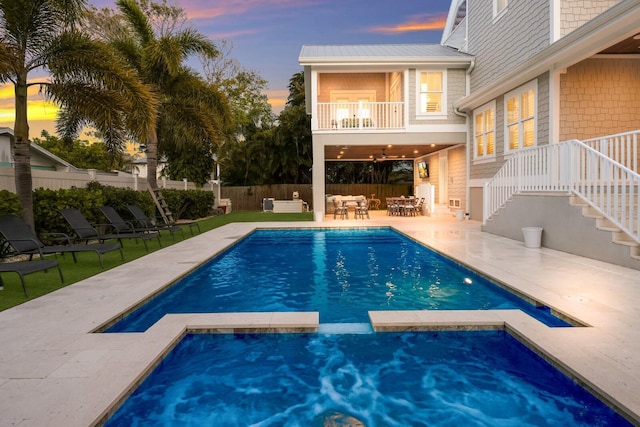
xmin=0 ymin=211 xmax=639 ymax=426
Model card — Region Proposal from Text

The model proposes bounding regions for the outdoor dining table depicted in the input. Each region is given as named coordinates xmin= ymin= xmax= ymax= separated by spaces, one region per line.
xmin=387 ymin=197 xmax=418 ymax=216
xmin=335 ymin=199 xmax=365 ymax=219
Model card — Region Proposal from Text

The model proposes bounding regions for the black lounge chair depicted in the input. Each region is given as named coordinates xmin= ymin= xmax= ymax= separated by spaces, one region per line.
xmin=0 ymin=259 xmax=63 ymax=297
xmin=98 ymin=206 xmax=162 ymax=250
xmin=126 ymin=204 xmax=184 ymax=241
xmin=58 ymin=208 xmax=155 ymax=253
xmin=0 ymin=214 xmax=122 ymax=269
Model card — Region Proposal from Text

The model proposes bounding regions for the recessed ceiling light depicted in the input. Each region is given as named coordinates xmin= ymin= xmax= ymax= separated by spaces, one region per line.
xmin=413 ymin=150 xmax=419 ymax=154
xmin=430 ymin=144 xmax=436 ymax=147
xmin=387 ymin=144 xmax=392 ymax=148
xmin=339 ymin=151 xmax=344 ymax=155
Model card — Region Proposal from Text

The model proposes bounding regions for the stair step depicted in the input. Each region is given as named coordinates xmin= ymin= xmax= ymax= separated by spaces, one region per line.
xmin=582 ymin=206 xmax=603 ymax=219
xmin=570 ymin=196 xmax=588 ymax=207
xmin=596 ymin=217 xmax=620 ymax=232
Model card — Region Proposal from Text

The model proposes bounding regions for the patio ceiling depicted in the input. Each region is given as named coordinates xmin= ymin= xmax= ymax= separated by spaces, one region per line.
xmin=325 ymin=144 xmax=449 ymax=162
xmin=599 ymin=32 xmax=640 ymax=54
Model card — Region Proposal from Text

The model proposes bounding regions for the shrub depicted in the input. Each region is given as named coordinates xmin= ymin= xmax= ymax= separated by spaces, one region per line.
xmin=8 ymin=184 xmax=212 ymax=237
xmin=0 ymin=190 xmax=22 ymax=216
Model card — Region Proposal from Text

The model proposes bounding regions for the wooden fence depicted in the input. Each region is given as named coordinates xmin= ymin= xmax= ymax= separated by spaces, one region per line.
xmin=221 ymin=183 xmax=413 ymax=211
xmin=0 ymin=166 xmax=412 ymax=213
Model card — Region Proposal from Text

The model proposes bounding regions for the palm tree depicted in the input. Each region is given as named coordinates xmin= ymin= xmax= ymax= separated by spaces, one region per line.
xmin=0 ymin=0 xmax=156 ymax=229
xmin=104 ymin=0 xmax=227 ymax=189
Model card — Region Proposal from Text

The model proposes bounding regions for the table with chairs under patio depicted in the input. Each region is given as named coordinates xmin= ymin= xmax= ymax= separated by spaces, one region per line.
xmin=330 ymin=195 xmax=371 ymax=220
xmin=386 ymin=197 xmax=425 ymax=217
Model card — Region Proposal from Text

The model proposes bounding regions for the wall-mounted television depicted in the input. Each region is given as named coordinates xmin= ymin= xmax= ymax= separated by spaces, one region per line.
xmin=417 ymin=161 xmax=429 ymax=179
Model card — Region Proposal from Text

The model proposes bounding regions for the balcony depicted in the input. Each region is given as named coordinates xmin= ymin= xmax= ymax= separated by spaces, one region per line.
xmin=316 ymin=102 xmax=405 ymax=131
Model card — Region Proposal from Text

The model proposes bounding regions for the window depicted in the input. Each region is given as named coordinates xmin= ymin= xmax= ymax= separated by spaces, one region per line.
xmin=494 ymin=0 xmax=508 ymax=18
xmin=417 ymin=70 xmax=446 ymax=116
xmin=504 ymin=80 xmax=536 ymax=152
xmin=474 ymin=101 xmax=495 ymax=160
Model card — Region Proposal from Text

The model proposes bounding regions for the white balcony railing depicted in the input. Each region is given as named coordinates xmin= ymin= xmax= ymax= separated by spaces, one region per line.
xmin=483 ymin=132 xmax=640 ymax=243
xmin=316 ymin=102 xmax=404 ymax=130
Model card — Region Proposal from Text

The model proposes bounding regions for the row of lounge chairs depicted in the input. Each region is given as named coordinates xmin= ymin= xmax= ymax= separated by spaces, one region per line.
xmin=0 ymin=205 xmax=200 ymax=296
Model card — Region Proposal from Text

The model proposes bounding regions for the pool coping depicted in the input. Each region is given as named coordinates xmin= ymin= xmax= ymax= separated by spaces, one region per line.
xmin=0 ymin=214 xmax=639 ymax=426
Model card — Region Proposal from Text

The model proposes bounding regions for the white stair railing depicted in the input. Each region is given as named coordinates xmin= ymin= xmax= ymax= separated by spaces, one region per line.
xmin=483 ymin=137 xmax=640 ymax=243
xmin=582 ymin=129 xmax=639 ymax=172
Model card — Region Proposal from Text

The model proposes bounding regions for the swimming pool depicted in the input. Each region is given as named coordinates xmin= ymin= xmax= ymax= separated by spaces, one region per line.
xmin=104 ymin=330 xmax=630 ymax=426
xmin=105 ymin=228 xmax=571 ymax=332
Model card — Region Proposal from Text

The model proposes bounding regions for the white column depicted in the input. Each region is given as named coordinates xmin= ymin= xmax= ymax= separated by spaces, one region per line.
xmin=312 ymin=137 xmax=325 ymax=222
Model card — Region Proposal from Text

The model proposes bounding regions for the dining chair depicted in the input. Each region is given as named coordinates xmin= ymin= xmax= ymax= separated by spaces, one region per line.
xmin=333 ymin=199 xmax=348 ymax=219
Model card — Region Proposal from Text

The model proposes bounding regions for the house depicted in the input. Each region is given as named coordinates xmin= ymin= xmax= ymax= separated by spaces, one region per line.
xmin=300 ymin=0 xmax=640 ymax=268
xmin=0 ymin=127 xmax=79 ymax=172
xmin=298 ymin=44 xmax=473 ymax=217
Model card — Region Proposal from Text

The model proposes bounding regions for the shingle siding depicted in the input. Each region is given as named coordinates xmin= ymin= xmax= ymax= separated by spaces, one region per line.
xmin=408 ymin=68 xmax=467 ymax=125
xmin=470 ymin=72 xmax=550 ymax=180
xmin=559 ymin=58 xmax=640 ymax=140
xmin=447 ymin=146 xmax=467 ymax=209
xmin=560 ymin=0 xmax=622 ymax=37
xmin=467 ymin=0 xmax=550 ymax=91
xmin=317 ymin=74 xmax=388 ymax=102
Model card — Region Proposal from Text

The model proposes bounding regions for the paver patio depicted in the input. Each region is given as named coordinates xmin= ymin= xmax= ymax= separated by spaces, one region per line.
xmin=0 ymin=211 xmax=638 ymax=426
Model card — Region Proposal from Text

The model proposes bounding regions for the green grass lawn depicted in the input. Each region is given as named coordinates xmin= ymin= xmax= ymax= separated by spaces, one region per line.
xmin=0 ymin=211 xmax=313 ymax=312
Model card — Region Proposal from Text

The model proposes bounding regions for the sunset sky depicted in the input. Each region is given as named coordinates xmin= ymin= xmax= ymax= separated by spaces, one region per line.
xmin=0 ymin=0 xmax=452 ymax=138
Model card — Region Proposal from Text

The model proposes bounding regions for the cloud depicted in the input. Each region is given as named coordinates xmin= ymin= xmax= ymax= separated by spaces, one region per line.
xmin=367 ymin=14 xmax=447 ymax=34
xmin=264 ymin=89 xmax=288 ymax=114
xmin=183 ymin=0 xmax=316 ymax=21
xmin=0 ymin=81 xmax=59 ymax=129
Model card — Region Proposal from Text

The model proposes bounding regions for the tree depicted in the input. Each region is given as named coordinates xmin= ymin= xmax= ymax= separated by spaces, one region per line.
xmin=33 ymin=130 xmax=128 ymax=171
xmin=92 ymin=0 xmax=228 ymax=188
xmin=276 ymin=71 xmax=312 ymax=184
xmin=0 ymin=0 xmax=156 ymax=229
xmin=212 ymin=69 xmax=276 ymax=185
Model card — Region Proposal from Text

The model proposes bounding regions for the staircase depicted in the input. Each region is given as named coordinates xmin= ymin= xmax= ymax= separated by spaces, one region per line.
xmin=570 ymin=195 xmax=640 ymax=261
xmin=482 ymin=129 xmax=640 ymax=268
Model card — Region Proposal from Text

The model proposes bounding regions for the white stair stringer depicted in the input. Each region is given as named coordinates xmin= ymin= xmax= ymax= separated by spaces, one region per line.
xmin=569 ymin=196 xmax=640 ymax=261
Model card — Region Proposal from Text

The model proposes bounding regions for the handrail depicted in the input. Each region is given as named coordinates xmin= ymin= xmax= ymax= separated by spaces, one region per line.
xmin=582 ymin=129 xmax=639 ymax=172
xmin=483 ymin=136 xmax=640 ymax=243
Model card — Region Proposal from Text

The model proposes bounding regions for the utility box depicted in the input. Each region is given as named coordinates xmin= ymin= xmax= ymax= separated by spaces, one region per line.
xmin=262 ymin=198 xmax=275 ymax=212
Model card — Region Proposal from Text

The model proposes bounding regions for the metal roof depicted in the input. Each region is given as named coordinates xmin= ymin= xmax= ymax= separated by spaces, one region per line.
xmin=299 ymin=44 xmax=472 ymax=64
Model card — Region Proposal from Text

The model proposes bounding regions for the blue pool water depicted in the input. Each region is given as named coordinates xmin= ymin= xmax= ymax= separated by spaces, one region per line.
xmin=105 ymin=331 xmax=630 ymax=426
xmin=106 ymin=228 xmax=570 ymax=332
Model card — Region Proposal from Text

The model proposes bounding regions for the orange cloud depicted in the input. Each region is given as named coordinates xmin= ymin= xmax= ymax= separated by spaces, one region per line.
xmin=265 ymin=89 xmax=288 ymax=114
xmin=368 ymin=14 xmax=447 ymax=34
xmin=184 ymin=0 xmax=313 ymax=20
xmin=0 ymin=81 xmax=59 ymax=131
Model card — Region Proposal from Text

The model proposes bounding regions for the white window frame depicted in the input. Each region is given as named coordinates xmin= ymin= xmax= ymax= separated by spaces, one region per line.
xmin=473 ymin=100 xmax=496 ymax=163
xmin=503 ymin=80 xmax=537 ymax=154
xmin=416 ymin=69 xmax=447 ymax=119
xmin=493 ymin=0 xmax=509 ymax=20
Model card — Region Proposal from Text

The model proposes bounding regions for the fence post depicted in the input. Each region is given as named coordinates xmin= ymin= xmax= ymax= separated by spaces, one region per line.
xmin=133 ymin=171 xmax=139 ymax=191
xmin=183 ymin=178 xmax=188 ymax=190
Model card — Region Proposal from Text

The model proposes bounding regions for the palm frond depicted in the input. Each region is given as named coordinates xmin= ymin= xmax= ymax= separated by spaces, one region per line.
xmin=116 ymin=0 xmax=154 ymax=45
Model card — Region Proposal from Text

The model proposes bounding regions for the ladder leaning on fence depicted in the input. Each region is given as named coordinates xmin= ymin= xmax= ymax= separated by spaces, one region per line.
xmin=148 ymin=186 xmax=174 ymax=225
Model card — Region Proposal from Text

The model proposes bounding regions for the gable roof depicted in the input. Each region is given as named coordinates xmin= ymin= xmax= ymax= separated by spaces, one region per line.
xmin=299 ymin=44 xmax=472 ymax=65
xmin=0 ymin=127 xmax=78 ymax=171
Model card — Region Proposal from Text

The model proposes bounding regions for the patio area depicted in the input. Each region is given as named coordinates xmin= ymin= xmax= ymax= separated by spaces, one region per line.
xmin=0 ymin=211 xmax=639 ymax=426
